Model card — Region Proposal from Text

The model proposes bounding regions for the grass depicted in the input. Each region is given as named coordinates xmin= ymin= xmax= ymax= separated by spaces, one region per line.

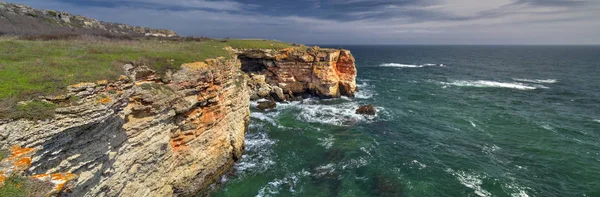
xmin=0 ymin=149 xmax=8 ymax=161
xmin=0 ymin=36 xmax=293 ymax=120
xmin=0 ymin=176 xmax=54 ymax=197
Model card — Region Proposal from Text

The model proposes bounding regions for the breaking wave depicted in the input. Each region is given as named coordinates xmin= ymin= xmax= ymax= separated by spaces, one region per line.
xmin=355 ymin=81 xmax=375 ymax=99
xmin=235 ymin=131 xmax=276 ymax=173
xmin=256 ymin=170 xmax=311 ymax=197
xmin=441 ymin=80 xmax=547 ymax=90
xmin=446 ymin=168 xmax=491 ymax=197
xmin=276 ymin=98 xmax=383 ymax=126
xmin=513 ymin=78 xmax=558 ymax=84
xmin=380 ymin=63 xmax=445 ymax=68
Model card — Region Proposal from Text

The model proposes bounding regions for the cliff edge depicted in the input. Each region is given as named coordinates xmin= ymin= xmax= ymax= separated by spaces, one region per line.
xmin=236 ymin=46 xmax=357 ymax=101
xmin=1 ymin=58 xmax=249 ymax=196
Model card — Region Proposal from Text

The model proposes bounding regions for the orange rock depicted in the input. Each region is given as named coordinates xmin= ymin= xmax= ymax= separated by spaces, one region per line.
xmin=97 ymin=96 xmax=111 ymax=105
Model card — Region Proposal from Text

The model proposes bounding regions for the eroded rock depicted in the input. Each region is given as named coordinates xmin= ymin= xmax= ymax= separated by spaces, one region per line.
xmin=0 ymin=58 xmax=249 ymax=196
xmin=257 ymin=100 xmax=276 ymax=111
xmin=237 ymin=47 xmax=357 ymax=101
xmin=356 ymin=104 xmax=377 ymax=115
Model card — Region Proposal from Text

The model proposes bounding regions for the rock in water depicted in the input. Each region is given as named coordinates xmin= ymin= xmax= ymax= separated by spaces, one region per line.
xmin=257 ymin=100 xmax=276 ymax=111
xmin=356 ymin=104 xmax=376 ymax=115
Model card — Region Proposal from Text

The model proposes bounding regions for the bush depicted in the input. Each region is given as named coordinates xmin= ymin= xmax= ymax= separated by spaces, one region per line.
xmin=47 ymin=10 xmax=57 ymax=17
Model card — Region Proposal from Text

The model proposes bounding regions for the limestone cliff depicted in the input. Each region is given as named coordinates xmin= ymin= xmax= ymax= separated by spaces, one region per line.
xmin=236 ymin=46 xmax=357 ymax=101
xmin=0 ymin=45 xmax=357 ymax=196
xmin=0 ymin=58 xmax=249 ymax=196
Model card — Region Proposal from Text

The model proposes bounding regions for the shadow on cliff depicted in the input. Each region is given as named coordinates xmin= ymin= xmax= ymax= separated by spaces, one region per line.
xmin=30 ymin=115 xmax=128 ymax=196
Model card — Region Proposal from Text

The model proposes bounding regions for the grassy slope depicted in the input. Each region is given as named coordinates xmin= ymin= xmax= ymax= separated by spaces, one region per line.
xmin=0 ymin=37 xmax=293 ymax=120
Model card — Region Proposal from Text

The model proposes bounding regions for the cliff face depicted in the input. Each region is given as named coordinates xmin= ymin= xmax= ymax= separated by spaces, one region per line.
xmin=0 ymin=1 xmax=177 ymax=37
xmin=237 ymin=47 xmax=357 ymax=101
xmin=0 ymin=58 xmax=249 ymax=196
xmin=0 ymin=45 xmax=357 ymax=196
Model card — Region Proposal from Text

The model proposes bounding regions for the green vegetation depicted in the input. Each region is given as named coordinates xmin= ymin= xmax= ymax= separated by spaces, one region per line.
xmin=0 ymin=36 xmax=293 ymax=120
xmin=219 ymin=39 xmax=294 ymax=49
xmin=0 ymin=149 xmax=8 ymax=161
xmin=47 ymin=10 xmax=57 ymax=17
xmin=0 ymin=176 xmax=54 ymax=197
xmin=0 ymin=100 xmax=57 ymax=121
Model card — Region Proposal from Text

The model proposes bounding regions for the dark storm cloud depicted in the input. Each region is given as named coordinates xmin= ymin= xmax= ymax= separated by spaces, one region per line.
xmin=5 ymin=0 xmax=600 ymax=44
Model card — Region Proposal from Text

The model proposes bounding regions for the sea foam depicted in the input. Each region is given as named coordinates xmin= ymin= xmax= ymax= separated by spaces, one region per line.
xmin=235 ymin=132 xmax=276 ymax=173
xmin=441 ymin=80 xmax=547 ymax=90
xmin=380 ymin=63 xmax=445 ymax=68
xmin=513 ymin=78 xmax=558 ymax=84
xmin=446 ymin=168 xmax=492 ymax=197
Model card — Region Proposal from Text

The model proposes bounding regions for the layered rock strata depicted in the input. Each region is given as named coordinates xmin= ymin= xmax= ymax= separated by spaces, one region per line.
xmin=0 ymin=58 xmax=249 ymax=196
xmin=0 ymin=46 xmax=358 ymax=196
xmin=236 ymin=46 xmax=357 ymax=101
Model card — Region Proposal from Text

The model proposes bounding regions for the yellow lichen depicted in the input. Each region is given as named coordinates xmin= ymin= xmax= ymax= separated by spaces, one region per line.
xmin=181 ymin=62 xmax=209 ymax=70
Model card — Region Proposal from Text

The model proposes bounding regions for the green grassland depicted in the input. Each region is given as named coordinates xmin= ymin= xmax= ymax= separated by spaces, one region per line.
xmin=0 ymin=36 xmax=294 ymax=120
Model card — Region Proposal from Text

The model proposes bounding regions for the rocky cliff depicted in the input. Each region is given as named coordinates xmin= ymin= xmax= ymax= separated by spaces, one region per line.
xmin=0 ymin=58 xmax=249 ymax=196
xmin=236 ymin=46 xmax=357 ymax=101
xmin=0 ymin=45 xmax=357 ymax=196
xmin=0 ymin=1 xmax=177 ymax=37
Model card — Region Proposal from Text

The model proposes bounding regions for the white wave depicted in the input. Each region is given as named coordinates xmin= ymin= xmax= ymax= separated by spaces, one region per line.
xmin=482 ymin=144 xmax=500 ymax=154
xmin=513 ymin=78 xmax=558 ymax=84
xmin=355 ymin=82 xmax=375 ymax=99
xmin=317 ymin=135 xmax=335 ymax=149
xmin=250 ymin=112 xmax=279 ymax=127
xmin=503 ymin=182 xmax=531 ymax=197
xmin=441 ymin=80 xmax=546 ymax=90
xmin=235 ymin=132 xmax=276 ymax=173
xmin=593 ymin=119 xmax=600 ymax=123
xmin=341 ymin=157 xmax=370 ymax=170
xmin=256 ymin=170 xmax=311 ymax=197
xmin=276 ymin=98 xmax=381 ymax=126
xmin=314 ymin=163 xmax=336 ymax=176
xmin=380 ymin=63 xmax=444 ymax=68
xmin=446 ymin=168 xmax=491 ymax=197
xmin=469 ymin=120 xmax=478 ymax=128
xmin=409 ymin=160 xmax=427 ymax=169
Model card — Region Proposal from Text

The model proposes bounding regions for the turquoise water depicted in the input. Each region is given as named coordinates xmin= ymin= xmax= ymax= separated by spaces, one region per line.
xmin=212 ymin=46 xmax=600 ymax=197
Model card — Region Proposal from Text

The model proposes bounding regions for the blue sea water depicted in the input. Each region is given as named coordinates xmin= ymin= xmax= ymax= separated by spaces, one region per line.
xmin=212 ymin=46 xmax=600 ymax=197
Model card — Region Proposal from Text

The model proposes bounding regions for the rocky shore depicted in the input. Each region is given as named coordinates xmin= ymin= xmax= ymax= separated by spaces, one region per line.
xmin=0 ymin=46 xmax=357 ymax=196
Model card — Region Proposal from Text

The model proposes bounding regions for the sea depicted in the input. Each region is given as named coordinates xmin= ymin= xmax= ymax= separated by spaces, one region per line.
xmin=211 ymin=45 xmax=600 ymax=197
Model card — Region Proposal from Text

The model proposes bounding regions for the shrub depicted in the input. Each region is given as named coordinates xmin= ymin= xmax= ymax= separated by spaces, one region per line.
xmin=47 ymin=10 xmax=57 ymax=17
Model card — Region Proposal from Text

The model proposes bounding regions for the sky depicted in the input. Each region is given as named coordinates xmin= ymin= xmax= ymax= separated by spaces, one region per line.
xmin=6 ymin=0 xmax=600 ymax=45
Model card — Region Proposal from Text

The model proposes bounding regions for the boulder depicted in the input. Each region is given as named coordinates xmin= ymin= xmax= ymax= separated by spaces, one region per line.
xmin=271 ymin=86 xmax=286 ymax=101
xmin=257 ymin=87 xmax=271 ymax=98
xmin=257 ymin=100 xmax=276 ymax=111
xmin=281 ymin=82 xmax=306 ymax=95
xmin=356 ymin=104 xmax=376 ymax=115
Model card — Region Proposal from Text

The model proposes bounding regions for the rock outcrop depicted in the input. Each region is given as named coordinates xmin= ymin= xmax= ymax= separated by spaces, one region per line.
xmin=0 ymin=1 xmax=178 ymax=37
xmin=356 ymin=104 xmax=377 ymax=116
xmin=0 ymin=58 xmax=249 ymax=196
xmin=237 ymin=46 xmax=357 ymax=101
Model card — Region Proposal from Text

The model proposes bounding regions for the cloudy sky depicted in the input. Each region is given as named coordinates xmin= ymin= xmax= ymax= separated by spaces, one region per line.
xmin=7 ymin=0 xmax=600 ymax=44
